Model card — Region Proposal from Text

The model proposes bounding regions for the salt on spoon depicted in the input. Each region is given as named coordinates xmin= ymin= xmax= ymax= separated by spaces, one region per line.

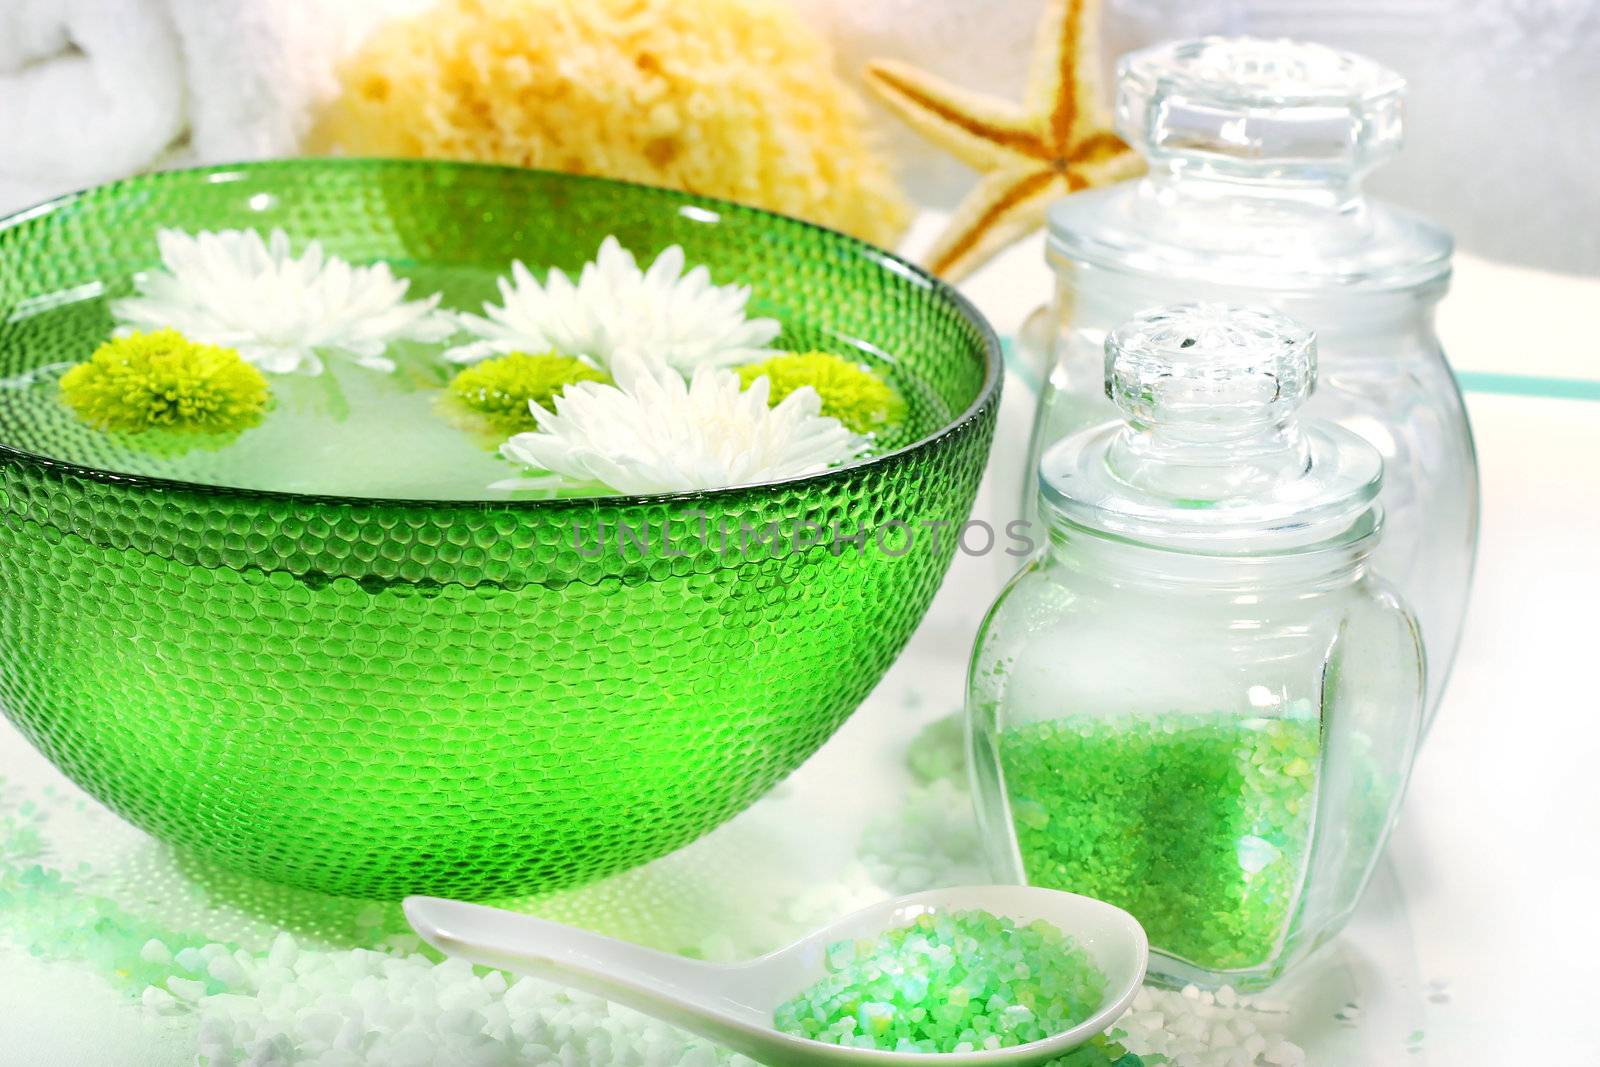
xmin=404 ymin=885 xmax=1148 ymax=1067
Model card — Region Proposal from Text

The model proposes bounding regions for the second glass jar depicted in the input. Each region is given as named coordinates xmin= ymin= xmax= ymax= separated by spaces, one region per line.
xmin=974 ymin=304 xmax=1426 ymax=989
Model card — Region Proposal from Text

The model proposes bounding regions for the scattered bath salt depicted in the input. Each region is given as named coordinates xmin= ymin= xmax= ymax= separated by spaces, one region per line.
xmin=168 ymin=936 xmax=764 ymax=1067
xmin=775 ymin=869 xmax=885 ymax=934
xmin=773 ymin=910 xmax=1106 ymax=1053
xmin=5 ymin=756 xmax=1309 ymax=1066
xmin=859 ymin=776 xmax=988 ymax=894
xmin=858 ymin=713 xmax=988 ymax=894
xmin=0 ymin=805 xmax=764 ymax=1065
xmin=1110 ymin=985 xmax=1306 ymax=1067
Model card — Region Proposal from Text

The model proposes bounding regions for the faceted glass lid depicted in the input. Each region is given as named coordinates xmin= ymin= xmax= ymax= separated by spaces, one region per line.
xmin=1040 ymin=303 xmax=1383 ymax=551
xmin=1116 ymin=36 xmax=1407 ymax=180
xmin=1047 ymin=37 xmax=1451 ymax=291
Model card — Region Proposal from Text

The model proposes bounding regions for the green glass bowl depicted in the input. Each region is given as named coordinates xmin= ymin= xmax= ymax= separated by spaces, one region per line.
xmin=0 ymin=160 xmax=1000 ymax=900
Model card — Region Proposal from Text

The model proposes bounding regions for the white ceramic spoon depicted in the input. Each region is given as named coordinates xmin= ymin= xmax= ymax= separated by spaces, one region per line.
xmin=404 ymin=885 xmax=1148 ymax=1067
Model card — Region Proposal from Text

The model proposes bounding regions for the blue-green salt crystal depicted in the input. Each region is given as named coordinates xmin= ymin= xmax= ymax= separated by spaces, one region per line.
xmin=773 ymin=909 xmax=1108 ymax=1054
xmin=859 ymin=1001 xmax=896 ymax=1037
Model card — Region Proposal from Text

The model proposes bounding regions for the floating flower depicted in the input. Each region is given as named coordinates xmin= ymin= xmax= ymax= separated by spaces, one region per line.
xmin=60 ymin=329 xmax=269 ymax=436
xmin=447 ymin=237 xmax=780 ymax=373
xmin=737 ymin=351 xmax=906 ymax=435
xmin=112 ymin=228 xmax=456 ymax=375
xmin=445 ymin=351 xmax=609 ymax=435
xmin=496 ymin=353 xmax=864 ymax=494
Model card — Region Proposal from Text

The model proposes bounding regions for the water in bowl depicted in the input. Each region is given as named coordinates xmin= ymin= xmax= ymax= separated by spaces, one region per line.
xmin=0 ymin=264 xmax=939 ymax=501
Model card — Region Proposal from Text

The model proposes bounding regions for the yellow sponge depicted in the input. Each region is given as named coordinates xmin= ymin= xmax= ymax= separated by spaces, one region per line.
xmin=311 ymin=0 xmax=911 ymax=248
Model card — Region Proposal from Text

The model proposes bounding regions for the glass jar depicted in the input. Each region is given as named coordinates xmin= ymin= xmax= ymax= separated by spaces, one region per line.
xmin=972 ymin=304 xmax=1425 ymax=990
xmin=1013 ymin=37 xmax=1475 ymax=733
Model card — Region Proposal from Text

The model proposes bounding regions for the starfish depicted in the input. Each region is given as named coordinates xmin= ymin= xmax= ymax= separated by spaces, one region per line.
xmin=864 ymin=0 xmax=1143 ymax=281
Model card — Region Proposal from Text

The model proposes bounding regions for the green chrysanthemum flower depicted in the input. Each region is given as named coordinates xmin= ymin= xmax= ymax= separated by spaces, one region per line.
xmin=736 ymin=350 xmax=905 ymax=434
xmin=446 ymin=351 xmax=608 ymax=434
xmin=60 ymin=329 xmax=269 ymax=436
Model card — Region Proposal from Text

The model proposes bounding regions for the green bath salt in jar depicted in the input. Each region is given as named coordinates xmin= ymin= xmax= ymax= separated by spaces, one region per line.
xmin=969 ymin=304 xmax=1426 ymax=990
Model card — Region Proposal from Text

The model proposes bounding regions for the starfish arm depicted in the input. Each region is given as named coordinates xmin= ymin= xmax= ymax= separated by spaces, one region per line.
xmin=1070 ymin=136 xmax=1146 ymax=184
xmin=865 ymin=59 xmax=1046 ymax=172
xmin=923 ymin=166 xmax=1068 ymax=281
xmin=1025 ymin=0 xmax=1117 ymax=151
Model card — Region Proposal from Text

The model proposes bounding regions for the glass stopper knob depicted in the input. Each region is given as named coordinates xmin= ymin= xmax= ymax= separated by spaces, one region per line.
xmin=1116 ymin=36 xmax=1406 ymax=179
xmin=1105 ymin=303 xmax=1316 ymax=440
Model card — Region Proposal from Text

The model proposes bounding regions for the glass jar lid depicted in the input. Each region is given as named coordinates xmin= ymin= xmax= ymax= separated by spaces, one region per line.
xmin=1039 ymin=303 xmax=1383 ymax=551
xmin=1117 ymin=36 xmax=1406 ymax=181
xmin=1046 ymin=37 xmax=1452 ymax=291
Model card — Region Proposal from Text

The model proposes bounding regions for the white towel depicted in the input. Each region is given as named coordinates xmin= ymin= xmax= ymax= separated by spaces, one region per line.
xmin=166 ymin=0 xmax=431 ymax=163
xmin=0 ymin=0 xmax=426 ymax=216
xmin=0 ymin=0 xmax=185 ymax=210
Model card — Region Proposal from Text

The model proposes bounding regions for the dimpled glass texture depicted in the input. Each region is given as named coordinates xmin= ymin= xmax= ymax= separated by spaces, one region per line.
xmin=0 ymin=161 xmax=1000 ymax=900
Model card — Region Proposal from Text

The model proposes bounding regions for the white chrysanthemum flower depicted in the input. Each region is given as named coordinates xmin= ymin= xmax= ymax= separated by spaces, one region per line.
xmin=112 ymin=228 xmax=456 ymax=375
xmin=447 ymin=236 xmax=781 ymax=373
xmin=496 ymin=353 xmax=865 ymax=495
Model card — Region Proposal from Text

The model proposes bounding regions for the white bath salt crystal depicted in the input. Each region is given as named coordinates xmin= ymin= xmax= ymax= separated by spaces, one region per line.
xmin=168 ymin=976 xmax=208 ymax=1002
xmin=437 ymin=957 xmax=477 ymax=984
xmin=458 ymin=979 xmax=500 ymax=1011
xmin=298 ymin=1010 xmax=345 ymax=1044
xmin=435 ymin=1007 xmax=478 ymax=1035
xmin=472 ymin=1040 xmax=520 ymax=1067
xmin=242 ymin=1032 xmax=294 ymax=1066
xmin=679 ymin=1046 xmax=720 ymax=1067
xmin=176 ymin=947 xmax=208 ymax=974
xmin=380 ymin=1035 xmax=431 ymax=1067
xmin=139 ymin=938 xmax=174 ymax=965
xmin=1265 ymin=1039 xmax=1307 ymax=1064
xmin=196 ymin=1006 xmax=238 ymax=1041
xmin=376 ymin=1001 xmax=416 ymax=1031
xmin=1218 ymin=1028 xmax=1251 ymax=1053
xmin=208 ymin=955 xmax=246 ymax=987
xmin=480 ymin=1000 xmax=512 ymax=1039
xmin=333 ymin=1016 xmax=367 ymax=1051
xmin=1111 ymin=983 xmax=1310 ymax=1067
xmin=141 ymin=986 xmax=180 ymax=1014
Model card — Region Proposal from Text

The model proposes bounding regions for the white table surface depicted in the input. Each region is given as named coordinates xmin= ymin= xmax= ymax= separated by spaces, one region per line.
xmin=1 ymin=231 xmax=1596 ymax=1066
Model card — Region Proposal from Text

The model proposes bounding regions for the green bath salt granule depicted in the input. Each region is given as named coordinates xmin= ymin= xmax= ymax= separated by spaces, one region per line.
xmin=773 ymin=909 xmax=1107 ymax=1054
xmin=1001 ymin=714 xmax=1320 ymax=972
